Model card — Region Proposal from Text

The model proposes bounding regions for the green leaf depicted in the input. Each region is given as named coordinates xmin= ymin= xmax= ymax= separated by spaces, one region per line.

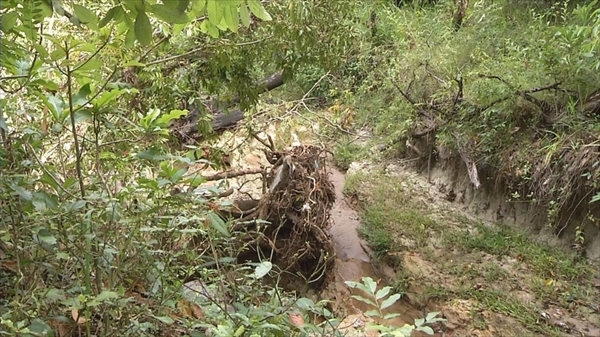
xmin=253 ymin=261 xmax=272 ymax=278
xmin=155 ymin=109 xmax=188 ymax=127
xmin=46 ymin=95 xmax=65 ymax=119
xmin=99 ymin=6 xmax=120 ymax=28
xmin=426 ymin=311 xmax=442 ymax=322
xmin=364 ymin=309 xmax=380 ymax=318
xmin=73 ymin=83 xmax=91 ymax=106
xmin=1 ymin=11 xmax=19 ymax=32
xmin=363 ymin=276 xmax=377 ymax=294
xmin=88 ymin=291 xmax=119 ymax=306
xmin=63 ymin=200 xmax=87 ymax=212
xmin=165 ymin=0 xmax=189 ymax=11
xmin=246 ymin=0 xmax=271 ymax=21
xmin=73 ymin=4 xmax=98 ymax=30
xmin=124 ymin=27 xmax=136 ymax=47
xmin=223 ymin=5 xmax=239 ymax=32
xmin=239 ymin=2 xmax=250 ymax=27
xmin=414 ymin=318 xmax=425 ymax=327
xmin=28 ymin=319 xmax=54 ymax=337
xmin=45 ymin=288 xmax=66 ymax=301
xmin=93 ymin=89 xmax=127 ymax=108
xmin=9 ymin=183 xmax=32 ymax=200
xmin=76 ymin=58 xmax=103 ymax=72
xmin=191 ymin=0 xmax=207 ymax=16
xmin=295 ymin=297 xmax=315 ymax=310
xmin=135 ymin=147 xmax=166 ymax=160
xmin=151 ymin=4 xmax=189 ymax=24
xmin=200 ymin=19 xmax=219 ymax=38
xmin=375 ymin=286 xmax=391 ymax=300
xmin=350 ymin=295 xmax=377 ymax=307
xmin=37 ymin=228 xmax=57 ymax=245
xmin=50 ymin=48 xmax=66 ymax=61
xmin=153 ymin=315 xmax=174 ymax=324
xmin=207 ymin=211 xmax=229 ymax=236
xmin=206 ymin=0 xmax=222 ymax=25
xmin=134 ymin=10 xmax=152 ymax=46
xmin=416 ymin=326 xmax=434 ymax=334
xmin=383 ymin=313 xmax=401 ymax=320
xmin=380 ymin=293 xmax=401 ymax=310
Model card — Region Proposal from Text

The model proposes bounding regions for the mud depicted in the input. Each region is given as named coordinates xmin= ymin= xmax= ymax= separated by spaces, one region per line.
xmin=324 ymin=167 xmax=440 ymax=336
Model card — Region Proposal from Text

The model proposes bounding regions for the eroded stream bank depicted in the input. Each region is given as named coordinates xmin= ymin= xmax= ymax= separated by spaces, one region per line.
xmin=325 ymin=162 xmax=600 ymax=337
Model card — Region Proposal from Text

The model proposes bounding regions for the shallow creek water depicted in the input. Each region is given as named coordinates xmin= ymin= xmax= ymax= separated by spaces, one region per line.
xmin=325 ymin=167 xmax=437 ymax=336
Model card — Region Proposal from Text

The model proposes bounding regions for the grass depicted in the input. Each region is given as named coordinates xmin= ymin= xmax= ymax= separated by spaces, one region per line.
xmin=345 ymin=172 xmax=438 ymax=257
xmin=444 ymin=223 xmax=593 ymax=282
xmin=345 ymin=169 xmax=598 ymax=336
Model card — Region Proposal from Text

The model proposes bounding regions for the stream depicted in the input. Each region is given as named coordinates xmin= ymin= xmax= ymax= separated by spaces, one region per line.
xmin=325 ymin=167 xmax=436 ymax=336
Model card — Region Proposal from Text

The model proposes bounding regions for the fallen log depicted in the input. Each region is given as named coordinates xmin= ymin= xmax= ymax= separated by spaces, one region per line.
xmin=170 ymin=71 xmax=285 ymax=143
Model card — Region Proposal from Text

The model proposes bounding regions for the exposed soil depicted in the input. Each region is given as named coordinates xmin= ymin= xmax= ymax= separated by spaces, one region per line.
xmin=333 ymin=159 xmax=600 ymax=337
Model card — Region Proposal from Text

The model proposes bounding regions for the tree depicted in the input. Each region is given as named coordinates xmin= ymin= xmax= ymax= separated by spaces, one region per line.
xmin=0 ymin=1 xmax=364 ymax=335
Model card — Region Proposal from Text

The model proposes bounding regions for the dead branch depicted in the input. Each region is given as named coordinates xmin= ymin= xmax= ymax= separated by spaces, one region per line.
xmin=456 ymin=136 xmax=481 ymax=189
xmin=202 ymin=168 xmax=264 ymax=181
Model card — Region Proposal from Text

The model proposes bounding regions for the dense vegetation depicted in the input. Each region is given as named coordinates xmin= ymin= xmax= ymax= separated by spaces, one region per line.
xmin=1 ymin=0 xmax=599 ymax=336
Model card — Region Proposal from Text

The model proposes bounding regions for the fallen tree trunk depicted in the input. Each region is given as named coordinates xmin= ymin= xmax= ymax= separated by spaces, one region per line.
xmin=170 ymin=71 xmax=285 ymax=143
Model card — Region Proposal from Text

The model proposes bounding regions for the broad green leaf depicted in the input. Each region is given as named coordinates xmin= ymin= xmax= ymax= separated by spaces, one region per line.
xmin=206 ymin=0 xmax=222 ymax=25
xmin=135 ymin=148 xmax=166 ymax=160
xmin=88 ymin=291 xmax=119 ymax=306
xmin=37 ymin=228 xmax=57 ymax=245
xmin=73 ymin=83 xmax=91 ymax=106
xmin=383 ymin=313 xmax=401 ymax=320
xmin=50 ymin=48 xmax=66 ymax=61
xmin=1 ymin=11 xmax=19 ymax=32
xmin=207 ymin=211 xmax=229 ymax=236
xmin=33 ymin=191 xmax=58 ymax=210
xmin=151 ymin=4 xmax=189 ymax=24
xmin=45 ymin=288 xmax=66 ymax=301
xmin=426 ymin=311 xmax=442 ymax=322
xmin=155 ymin=109 xmax=188 ymax=127
xmin=76 ymin=58 xmax=103 ymax=72
xmin=170 ymin=168 xmax=187 ymax=183
xmin=222 ymin=5 xmax=239 ymax=32
xmin=239 ymin=2 xmax=250 ymax=27
xmin=0 ymin=112 xmax=6 ymax=132
xmin=414 ymin=318 xmax=425 ymax=327
xmin=93 ymin=88 xmax=127 ymax=108
xmin=28 ymin=319 xmax=54 ymax=337
xmin=345 ymin=280 xmax=371 ymax=296
xmin=124 ymin=27 xmax=136 ymax=47
xmin=153 ymin=315 xmax=174 ymax=324
xmin=134 ymin=11 xmax=152 ymax=46
xmin=99 ymin=6 xmax=120 ymax=28
xmin=380 ymin=293 xmax=401 ymax=310
xmin=295 ymin=297 xmax=315 ymax=310
xmin=363 ymin=276 xmax=377 ymax=294
xmin=364 ymin=309 xmax=380 ymax=318
xmin=253 ymin=261 xmax=272 ymax=278
xmin=191 ymin=0 xmax=207 ymax=16
xmin=375 ymin=286 xmax=391 ymax=300
xmin=416 ymin=326 xmax=434 ymax=334
xmin=350 ymin=295 xmax=377 ymax=307
xmin=165 ymin=0 xmax=189 ymax=11
xmin=63 ymin=200 xmax=87 ymax=212
xmin=73 ymin=4 xmax=98 ymax=30
xmin=246 ymin=0 xmax=271 ymax=21
xmin=46 ymin=95 xmax=65 ymax=119
xmin=74 ymin=110 xmax=92 ymax=123
xmin=10 ymin=183 xmax=32 ymax=200
xmin=200 ymin=19 xmax=219 ymax=38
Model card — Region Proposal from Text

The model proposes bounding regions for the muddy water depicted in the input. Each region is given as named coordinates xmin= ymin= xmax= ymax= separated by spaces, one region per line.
xmin=326 ymin=167 xmax=435 ymax=335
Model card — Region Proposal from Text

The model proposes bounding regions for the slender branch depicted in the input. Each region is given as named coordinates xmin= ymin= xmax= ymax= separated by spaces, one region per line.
xmin=65 ymin=41 xmax=86 ymax=198
xmin=72 ymin=34 xmax=111 ymax=73
xmin=202 ymin=168 xmax=264 ymax=181
xmin=0 ymin=75 xmax=28 ymax=81
xmin=139 ymin=35 xmax=171 ymax=62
